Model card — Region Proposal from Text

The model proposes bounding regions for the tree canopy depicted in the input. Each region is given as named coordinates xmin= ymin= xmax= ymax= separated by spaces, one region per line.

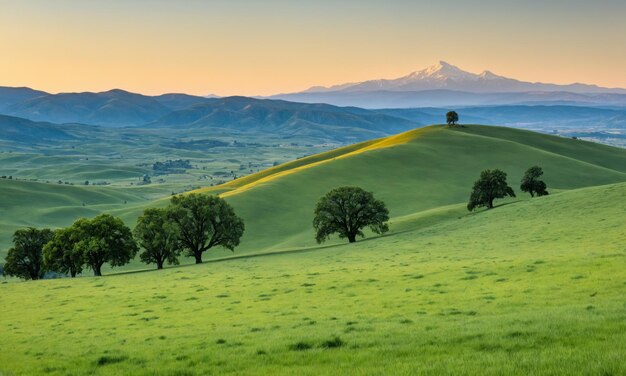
xmin=446 ymin=111 xmax=459 ymax=126
xmin=168 ymin=194 xmax=244 ymax=264
xmin=313 ymin=186 xmax=389 ymax=244
xmin=3 ymin=227 xmax=53 ymax=280
xmin=73 ymin=214 xmax=138 ymax=276
xmin=43 ymin=227 xmax=84 ymax=277
xmin=134 ymin=208 xmax=181 ymax=269
xmin=467 ymin=169 xmax=516 ymax=211
xmin=521 ymin=166 xmax=549 ymax=197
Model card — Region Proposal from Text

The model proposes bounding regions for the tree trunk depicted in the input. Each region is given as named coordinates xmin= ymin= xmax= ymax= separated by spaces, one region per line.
xmin=31 ymin=265 xmax=40 ymax=280
xmin=488 ymin=198 xmax=494 ymax=209
xmin=194 ymin=252 xmax=203 ymax=264
xmin=70 ymin=269 xmax=76 ymax=278
xmin=348 ymin=234 xmax=356 ymax=243
xmin=93 ymin=264 xmax=102 ymax=277
xmin=530 ymin=191 xmax=535 ymax=198
xmin=157 ymin=260 xmax=164 ymax=270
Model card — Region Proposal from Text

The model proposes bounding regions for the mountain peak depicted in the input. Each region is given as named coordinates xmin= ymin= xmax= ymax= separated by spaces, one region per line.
xmin=101 ymin=88 xmax=137 ymax=96
xmin=295 ymin=61 xmax=626 ymax=96
xmin=405 ymin=61 xmax=475 ymax=81
xmin=436 ymin=60 xmax=458 ymax=70
xmin=479 ymin=70 xmax=503 ymax=80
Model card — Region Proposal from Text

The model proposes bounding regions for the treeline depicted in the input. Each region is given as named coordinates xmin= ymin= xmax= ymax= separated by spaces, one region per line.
xmin=2 ymin=194 xmax=244 ymax=280
xmin=3 ymin=165 xmax=549 ymax=281
xmin=467 ymin=165 xmax=549 ymax=210
xmin=153 ymin=159 xmax=193 ymax=174
xmin=310 ymin=166 xmax=549 ymax=245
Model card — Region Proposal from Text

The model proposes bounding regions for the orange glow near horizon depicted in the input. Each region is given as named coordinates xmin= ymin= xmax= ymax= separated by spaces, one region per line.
xmin=1 ymin=1 xmax=625 ymax=96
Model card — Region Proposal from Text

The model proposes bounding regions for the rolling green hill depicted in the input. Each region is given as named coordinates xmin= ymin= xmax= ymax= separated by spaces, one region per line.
xmin=193 ymin=124 xmax=626 ymax=257
xmin=1 ymin=180 xmax=624 ymax=375
xmin=0 ymin=179 xmax=155 ymax=251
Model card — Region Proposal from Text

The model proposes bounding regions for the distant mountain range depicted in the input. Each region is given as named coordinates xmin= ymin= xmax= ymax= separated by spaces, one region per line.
xmin=0 ymin=92 xmax=420 ymax=143
xmin=149 ymin=96 xmax=416 ymax=141
xmin=270 ymin=61 xmax=626 ymax=108
xmin=4 ymin=89 xmax=188 ymax=127
xmin=1 ymin=62 xmax=626 ymax=128
xmin=300 ymin=61 xmax=626 ymax=94
xmin=1 ymin=66 xmax=626 ymax=147
xmin=0 ymin=87 xmax=49 ymax=111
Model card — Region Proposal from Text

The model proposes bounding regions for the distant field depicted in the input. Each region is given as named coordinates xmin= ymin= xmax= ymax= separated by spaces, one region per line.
xmin=0 ymin=179 xmax=150 ymax=252
xmin=0 ymin=124 xmax=336 ymax=193
xmin=1 ymin=182 xmax=624 ymax=375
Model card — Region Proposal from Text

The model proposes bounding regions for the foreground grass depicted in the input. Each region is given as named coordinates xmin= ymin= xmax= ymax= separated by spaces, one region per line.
xmin=1 ymin=183 xmax=625 ymax=375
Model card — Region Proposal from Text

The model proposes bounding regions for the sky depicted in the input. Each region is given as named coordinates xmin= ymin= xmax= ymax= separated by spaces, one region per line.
xmin=1 ymin=0 xmax=625 ymax=96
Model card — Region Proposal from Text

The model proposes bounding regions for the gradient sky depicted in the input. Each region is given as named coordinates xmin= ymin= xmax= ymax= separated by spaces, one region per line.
xmin=1 ymin=0 xmax=625 ymax=96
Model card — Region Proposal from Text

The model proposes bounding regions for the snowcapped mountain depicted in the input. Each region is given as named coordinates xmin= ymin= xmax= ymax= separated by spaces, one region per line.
xmin=300 ymin=61 xmax=626 ymax=94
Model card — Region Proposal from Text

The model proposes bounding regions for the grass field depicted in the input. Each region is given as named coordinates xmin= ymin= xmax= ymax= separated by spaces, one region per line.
xmin=1 ymin=181 xmax=625 ymax=375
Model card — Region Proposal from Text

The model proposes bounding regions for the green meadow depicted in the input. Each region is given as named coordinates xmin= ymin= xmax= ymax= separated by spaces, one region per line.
xmin=1 ymin=182 xmax=625 ymax=375
xmin=1 ymin=124 xmax=626 ymax=374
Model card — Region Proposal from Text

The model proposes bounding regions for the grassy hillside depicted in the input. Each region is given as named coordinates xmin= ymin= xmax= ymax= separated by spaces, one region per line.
xmin=0 ymin=179 xmax=154 ymax=250
xmin=193 ymin=124 xmax=626 ymax=257
xmin=1 ymin=182 xmax=624 ymax=375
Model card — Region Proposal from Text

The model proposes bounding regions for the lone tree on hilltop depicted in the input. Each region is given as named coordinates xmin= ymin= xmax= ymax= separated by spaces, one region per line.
xmin=3 ymin=227 xmax=53 ymax=280
xmin=520 ymin=166 xmax=549 ymax=197
xmin=134 ymin=208 xmax=181 ymax=270
xmin=467 ymin=169 xmax=516 ymax=211
xmin=446 ymin=111 xmax=459 ymax=127
xmin=43 ymin=227 xmax=84 ymax=278
xmin=168 ymin=194 xmax=244 ymax=264
xmin=313 ymin=186 xmax=389 ymax=244
xmin=73 ymin=214 xmax=138 ymax=276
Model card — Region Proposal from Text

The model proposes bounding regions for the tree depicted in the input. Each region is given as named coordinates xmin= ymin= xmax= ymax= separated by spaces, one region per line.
xmin=467 ymin=169 xmax=516 ymax=211
xmin=73 ymin=214 xmax=138 ymax=276
xmin=3 ymin=227 xmax=53 ymax=280
xmin=134 ymin=208 xmax=180 ymax=269
xmin=446 ymin=111 xmax=459 ymax=127
xmin=43 ymin=227 xmax=84 ymax=278
xmin=168 ymin=194 xmax=244 ymax=264
xmin=313 ymin=186 xmax=389 ymax=244
xmin=520 ymin=166 xmax=549 ymax=197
